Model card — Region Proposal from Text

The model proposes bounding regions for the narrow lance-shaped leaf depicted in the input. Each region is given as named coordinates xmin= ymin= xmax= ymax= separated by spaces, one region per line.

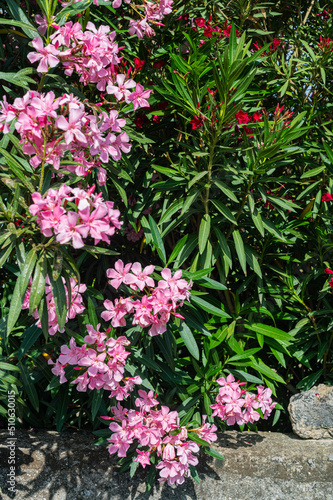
xmin=148 ymin=215 xmax=166 ymax=264
xmin=29 ymin=255 xmax=47 ymax=314
xmin=179 ymin=322 xmax=200 ymax=360
xmin=47 ymin=265 xmax=68 ymax=332
xmin=198 ymin=214 xmax=211 ymax=255
xmin=232 ymin=230 xmax=247 ymax=275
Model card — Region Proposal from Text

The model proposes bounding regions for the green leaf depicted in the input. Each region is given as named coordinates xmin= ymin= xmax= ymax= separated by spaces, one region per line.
xmin=0 ymin=242 xmax=14 ymax=269
xmin=0 ymin=18 xmax=38 ymax=32
xmin=251 ymin=209 xmax=265 ymax=237
xmin=198 ymin=214 xmax=211 ymax=254
xmin=266 ymin=195 xmax=300 ymax=212
xmin=187 ymin=431 xmax=210 ymax=447
xmin=17 ymin=325 xmax=42 ymax=360
xmin=29 ymin=255 xmax=47 ymax=314
xmin=149 ymin=215 xmax=166 ymax=264
xmin=91 ymin=389 xmax=104 ymax=421
xmin=190 ymin=295 xmax=231 ymax=318
xmin=160 ymin=199 xmax=184 ymax=224
xmin=189 ymin=464 xmax=200 ymax=484
xmin=48 ymin=267 xmax=67 ymax=332
xmin=232 ymin=230 xmax=247 ymax=275
xmin=18 ymin=361 xmax=39 ymax=412
xmin=88 ymin=296 xmax=98 ymax=329
xmin=244 ymin=245 xmax=262 ymax=278
xmin=213 ymin=227 xmax=232 ymax=268
xmin=195 ymin=276 xmax=227 ymax=290
xmin=7 ymin=275 xmax=23 ymax=336
xmin=179 ymin=322 xmax=200 ymax=360
xmin=213 ymin=180 xmax=238 ymax=202
xmin=0 ymin=361 xmax=20 ymax=371
xmin=227 ymin=368 xmax=263 ymax=385
xmin=6 ymin=0 xmax=38 ymax=38
xmin=19 ymin=248 xmax=37 ymax=296
xmin=227 ymin=348 xmax=262 ymax=362
xmin=204 ymin=447 xmax=225 ymax=461
xmin=210 ymin=324 xmax=229 ymax=348
xmin=145 ymin=465 xmax=157 ymax=494
xmin=211 ymin=200 xmax=237 ymax=224
xmin=300 ymin=166 xmax=326 ymax=179
xmin=130 ymin=460 xmax=139 ymax=479
xmin=249 ymin=359 xmax=285 ymax=383
xmin=244 ymin=323 xmax=293 ymax=342
xmin=56 ymin=384 xmax=70 ymax=432
xmin=167 ymin=234 xmax=188 ymax=265
xmin=296 ymin=369 xmax=323 ymax=391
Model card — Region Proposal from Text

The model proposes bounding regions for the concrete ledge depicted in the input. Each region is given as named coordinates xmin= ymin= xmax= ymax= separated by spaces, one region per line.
xmin=0 ymin=430 xmax=332 ymax=500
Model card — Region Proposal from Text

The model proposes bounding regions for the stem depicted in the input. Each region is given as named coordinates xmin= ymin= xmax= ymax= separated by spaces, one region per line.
xmin=301 ymin=0 xmax=315 ymax=26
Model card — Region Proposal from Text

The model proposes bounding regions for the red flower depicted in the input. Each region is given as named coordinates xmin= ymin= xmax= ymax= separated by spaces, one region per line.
xmin=322 ymin=192 xmax=333 ymax=202
xmin=318 ymin=36 xmax=333 ymax=51
xmin=134 ymin=58 xmax=145 ymax=71
xmin=190 ymin=115 xmax=205 ymax=129
xmin=134 ymin=113 xmax=149 ymax=129
xmin=223 ymin=21 xmax=240 ymax=38
xmin=195 ymin=17 xmax=206 ymax=28
xmin=329 ymin=278 xmax=333 ymax=289
xmin=153 ymin=60 xmax=166 ymax=69
xmin=235 ymin=110 xmax=251 ymax=125
xmin=252 ymin=112 xmax=262 ymax=122
xmin=325 ymin=268 xmax=333 ymax=275
xmin=270 ymin=38 xmax=280 ymax=53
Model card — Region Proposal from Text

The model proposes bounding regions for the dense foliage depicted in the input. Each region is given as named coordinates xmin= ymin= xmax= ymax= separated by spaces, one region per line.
xmin=0 ymin=0 xmax=333 ymax=489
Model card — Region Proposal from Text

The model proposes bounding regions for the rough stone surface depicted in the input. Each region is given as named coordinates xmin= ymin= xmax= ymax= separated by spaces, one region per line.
xmin=0 ymin=429 xmax=333 ymax=499
xmin=288 ymin=384 xmax=333 ymax=439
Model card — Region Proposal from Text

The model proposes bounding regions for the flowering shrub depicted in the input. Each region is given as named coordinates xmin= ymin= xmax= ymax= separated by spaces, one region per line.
xmin=1 ymin=0 xmax=333 ymax=493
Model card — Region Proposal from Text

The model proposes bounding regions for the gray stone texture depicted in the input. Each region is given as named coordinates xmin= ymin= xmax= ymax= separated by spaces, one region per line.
xmin=288 ymin=384 xmax=333 ymax=439
xmin=0 ymin=429 xmax=333 ymax=499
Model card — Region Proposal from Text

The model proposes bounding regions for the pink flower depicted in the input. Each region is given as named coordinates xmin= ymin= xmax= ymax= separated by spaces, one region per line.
xmin=125 ymin=262 xmax=155 ymax=291
xmin=107 ymin=260 xmax=132 ymax=289
xmin=127 ymin=83 xmax=151 ymax=110
xmin=134 ymin=449 xmax=150 ymax=468
xmin=27 ymin=37 xmax=60 ymax=73
xmin=56 ymin=108 xmax=87 ymax=145
xmin=56 ymin=212 xmax=89 ymax=248
xmin=106 ymin=74 xmax=136 ymax=100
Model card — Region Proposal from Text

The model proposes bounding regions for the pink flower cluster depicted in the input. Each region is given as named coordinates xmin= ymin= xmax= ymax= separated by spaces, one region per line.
xmin=210 ymin=374 xmax=276 ymax=425
xmin=29 ymin=184 xmax=122 ymax=248
xmin=105 ymin=391 xmax=217 ymax=485
xmin=101 ymin=260 xmax=192 ymax=336
xmin=27 ymin=22 xmax=152 ymax=110
xmin=45 ymin=0 xmax=173 ymax=39
xmin=23 ymin=276 xmax=86 ymax=335
xmin=128 ymin=0 xmax=173 ymax=39
xmin=49 ymin=324 xmax=141 ymax=398
xmin=0 ymin=91 xmax=130 ymax=182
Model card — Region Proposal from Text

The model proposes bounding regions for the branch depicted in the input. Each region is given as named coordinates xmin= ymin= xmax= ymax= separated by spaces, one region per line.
xmin=301 ymin=0 xmax=316 ymax=26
